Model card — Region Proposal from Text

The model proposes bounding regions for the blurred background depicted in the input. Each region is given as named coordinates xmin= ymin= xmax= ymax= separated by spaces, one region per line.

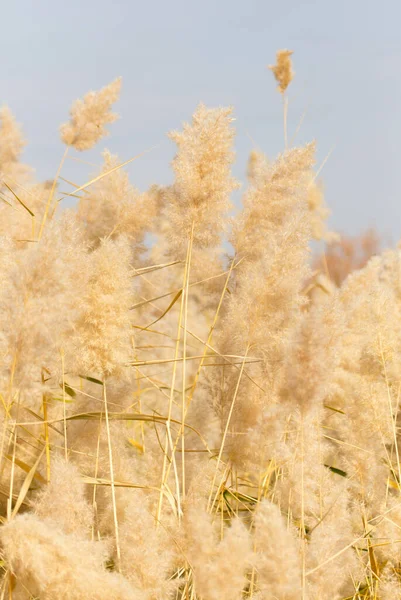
xmin=1 ymin=0 xmax=400 ymax=240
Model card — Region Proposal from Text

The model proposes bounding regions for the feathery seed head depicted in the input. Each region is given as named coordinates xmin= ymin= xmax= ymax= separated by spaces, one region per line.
xmin=163 ymin=103 xmax=238 ymax=256
xmin=269 ymin=49 xmax=294 ymax=94
xmin=60 ymin=77 xmax=122 ymax=151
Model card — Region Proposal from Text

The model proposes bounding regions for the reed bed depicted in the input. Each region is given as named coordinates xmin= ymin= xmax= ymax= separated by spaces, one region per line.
xmin=0 ymin=51 xmax=399 ymax=599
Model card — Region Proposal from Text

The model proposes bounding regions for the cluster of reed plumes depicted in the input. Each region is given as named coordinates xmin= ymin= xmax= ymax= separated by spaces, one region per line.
xmin=0 ymin=50 xmax=400 ymax=600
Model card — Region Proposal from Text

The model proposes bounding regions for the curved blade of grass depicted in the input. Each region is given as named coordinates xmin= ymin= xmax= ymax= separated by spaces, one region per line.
xmin=2 ymin=181 xmax=35 ymax=216
xmin=143 ymin=289 xmax=182 ymax=330
xmin=11 ymin=447 xmax=45 ymax=518
xmin=5 ymin=455 xmax=46 ymax=485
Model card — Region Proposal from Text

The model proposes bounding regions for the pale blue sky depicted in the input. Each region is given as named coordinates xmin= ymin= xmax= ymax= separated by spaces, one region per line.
xmin=1 ymin=0 xmax=400 ymax=240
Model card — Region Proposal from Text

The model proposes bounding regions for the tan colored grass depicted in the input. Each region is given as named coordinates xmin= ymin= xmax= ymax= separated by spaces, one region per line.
xmin=0 ymin=50 xmax=398 ymax=600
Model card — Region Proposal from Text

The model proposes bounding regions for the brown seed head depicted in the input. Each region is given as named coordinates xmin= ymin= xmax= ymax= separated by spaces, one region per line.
xmin=269 ymin=49 xmax=294 ymax=94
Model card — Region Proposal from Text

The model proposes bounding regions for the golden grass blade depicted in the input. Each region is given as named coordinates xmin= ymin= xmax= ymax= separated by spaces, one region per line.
xmin=4 ymin=455 xmax=46 ymax=485
xmin=11 ymin=447 xmax=45 ymax=518
xmin=143 ymin=289 xmax=183 ymax=330
xmin=2 ymin=181 xmax=34 ymax=216
xmin=57 ymin=147 xmax=157 ymax=202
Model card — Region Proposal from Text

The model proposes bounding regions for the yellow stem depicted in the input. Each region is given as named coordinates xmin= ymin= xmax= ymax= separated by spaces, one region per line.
xmin=103 ymin=378 xmax=121 ymax=570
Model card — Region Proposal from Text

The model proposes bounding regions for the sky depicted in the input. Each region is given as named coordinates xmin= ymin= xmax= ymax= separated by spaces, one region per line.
xmin=1 ymin=0 xmax=400 ymax=241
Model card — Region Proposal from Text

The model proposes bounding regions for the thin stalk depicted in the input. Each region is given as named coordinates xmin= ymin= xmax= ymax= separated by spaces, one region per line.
xmin=162 ymin=257 xmax=237 ymax=502
xmin=283 ymin=94 xmax=289 ymax=150
xmin=92 ymin=410 xmax=103 ymax=542
xmin=42 ymin=391 xmax=51 ymax=484
xmin=181 ymin=223 xmax=194 ymax=502
xmin=103 ymin=377 xmax=121 ymax=570
xmin=156 ymin=257 xmax=187 ymax=524
xmin=60 ymin=349 xmax=68 ymax=461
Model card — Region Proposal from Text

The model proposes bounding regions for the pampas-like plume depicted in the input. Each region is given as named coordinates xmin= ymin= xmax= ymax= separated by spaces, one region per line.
xmin=118 ymin=492 xmax=177 ymax=599
xmin=70 ymin=235 xmax=133 ymax=377
xmin=252 ymin=499 xmax=302 ymax=599
xmin=0 ymin=106 xmax=32 ymax=187
xmin=208 ymin=144 xmax=315 ymax=467
xmin=162 ymin=103 xmax=238 ymax=261
xmin=307 ymin=177 xmax=339 ymax=243
xmin=184 ymin=503 xmax=251 ymax=600
xmin=76 ymin=150 xmax=162 ymax=253
xmin=232 ymin=143 xmax=316 ymax=259
xmin=0 ymin=212 xmax=87 ymax=411
xmin=228 ymin=143 xmax=316 ymax=361
xmin=32 ymin=458 xmax=93 ymax=537
xmin=60 ymin=78 xmax=121 ymax=151
xmin=269 ymin=49 xmax=294 ymax=94
xmin=0 ymin=236 xmax=14 ymax=301
xmin=0 ymin=107 xmax=25 ymax=165
xmin=0 ymin=514 xmax=142 ymax=600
